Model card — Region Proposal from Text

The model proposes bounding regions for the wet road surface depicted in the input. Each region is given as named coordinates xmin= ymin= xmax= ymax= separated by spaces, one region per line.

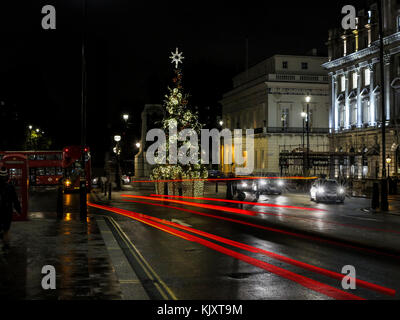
xmin=89 ymin=188 xmax=400 ymax=300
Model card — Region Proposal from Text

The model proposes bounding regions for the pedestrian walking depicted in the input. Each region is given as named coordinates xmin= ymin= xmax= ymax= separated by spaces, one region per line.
xmin=0 ymin=167 xmax=22 ymax=251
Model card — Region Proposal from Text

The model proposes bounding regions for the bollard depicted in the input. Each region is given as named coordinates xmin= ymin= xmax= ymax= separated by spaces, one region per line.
xmin=164 ymin=182 xmax=168 ymax=195
xmin=79 ymin=179 xmax=87 ymax=221
xmin=216 ymin=181 xmax=218 ymax=194
xmin=108 ymin=182 xmax=112 ymax=200
xmin=226 ymin=180 xmax=233 ymax=200
xmin=57 ymin=186 xmax=63 ymax=219
xmin=371 ymin=182 xmax=379 ymax=210
xmin=381 ymin=179 xmax=389 ymax=211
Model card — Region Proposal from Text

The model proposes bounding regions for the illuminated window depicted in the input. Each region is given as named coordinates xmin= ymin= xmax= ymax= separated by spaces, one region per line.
xmin=352 ymin=72 xmax=358 ymax=89
xmin=398 ymin=16 xmax=400 ymax=32
xmin=364 ymin=68 xmax=371 ymax=86
xmin=341 ymin=75 xmax=346 ymax=92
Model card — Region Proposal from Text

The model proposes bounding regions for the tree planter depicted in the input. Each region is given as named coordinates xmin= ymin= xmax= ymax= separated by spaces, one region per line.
xmin=167 ymin=181 xmax=179 ymax=195
xmin=182 ymin=180 xmax=193 ymax=197
xmin=193 ymin=180 xmax=204 ymax=197
xmin=154 ymin=181 xmax=164 ymax=195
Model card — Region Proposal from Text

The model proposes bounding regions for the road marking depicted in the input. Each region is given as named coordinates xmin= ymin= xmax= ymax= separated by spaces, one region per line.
xmin=171 ymin=218 xmax=192 ymax=227
xmin=105 ymin=215 xmax=177 ymax=300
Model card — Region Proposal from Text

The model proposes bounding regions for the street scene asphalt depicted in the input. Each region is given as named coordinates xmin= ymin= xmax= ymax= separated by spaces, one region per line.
xmin=88 ymin=182 xmax=400 ymax=300
xmin=2 ymin=183 xmax=400 ymax=300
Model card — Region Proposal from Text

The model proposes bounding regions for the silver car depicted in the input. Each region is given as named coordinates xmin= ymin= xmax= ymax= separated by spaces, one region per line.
xmin=310 ymin=179 xmax=345 ymax=203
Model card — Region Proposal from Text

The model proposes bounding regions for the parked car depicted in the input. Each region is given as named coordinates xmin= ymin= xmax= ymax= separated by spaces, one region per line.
xmin=208 ymin=170 xmax=225 ymax=179
xmin=310 ymin=179 xmax=345 ymax=203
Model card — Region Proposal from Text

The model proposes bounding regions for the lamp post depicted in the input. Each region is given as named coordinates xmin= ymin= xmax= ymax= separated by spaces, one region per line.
xmin=114 ymin=135 xmax=122 ymax=191
xmin=301 ymin=111 xmax=307 ymax=176
xmin=305 ymin=95 xmax=311 ymax=176
xmin=377 ymin=0 xmax=388 ymax=211
xmin=386 ymin=156 xmax=392 ymax=177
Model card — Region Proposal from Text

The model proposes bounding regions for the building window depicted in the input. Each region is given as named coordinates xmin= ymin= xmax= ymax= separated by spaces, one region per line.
xmin=352 ymin=72 xmax=358 ymax=89
xmin=350 ymin=101 xmax=357 ymax=126
xmin=362 ymin=99 xmax=370 ymax=125
xmin=341 ymin=75 xmax=346 ymax=92
xmin=398 ymin=16 xmax=400 ymax=32
xmin=282 ymin=61 xmax=288 ymax=69
xmin=281 ymin=108 xmax=289 ymax=129
xmin=301 ymin=62 xmax=308 ymax=70
xmin=364 ymin=68 xmax=371 ymax=86
xmin=339 ymin=104 xmax=345 ymax=128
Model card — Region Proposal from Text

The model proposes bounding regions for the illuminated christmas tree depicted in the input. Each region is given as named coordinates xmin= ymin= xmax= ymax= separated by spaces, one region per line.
xmin=151 ymin=49 xmax=208 ymax=194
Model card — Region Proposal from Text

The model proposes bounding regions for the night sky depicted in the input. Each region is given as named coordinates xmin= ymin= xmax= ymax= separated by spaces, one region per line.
xmin=0 ymin=0 xmax=365 ymax=166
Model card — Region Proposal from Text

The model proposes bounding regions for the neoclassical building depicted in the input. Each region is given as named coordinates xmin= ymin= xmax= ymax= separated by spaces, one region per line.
xmin=220 ymin=53 xmax=330 ymax=175
xmin=323 ymin=0 xmax=400 ymax=179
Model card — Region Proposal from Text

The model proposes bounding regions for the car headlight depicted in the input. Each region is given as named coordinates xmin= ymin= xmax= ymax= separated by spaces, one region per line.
xmin=65 ymin=179 xmax=71 ymax=187
xmin=277 ymin=180 xmax=284 ymax=187
xmin=317 ymin=187 xmax=325 ymax=194
xmin=241 ymin=182 xmax=247 ymax=187
xmin=338 ymin=187 xmax=345 ymax=194
xmin=260 ymin=180 xmax=266 ymax=186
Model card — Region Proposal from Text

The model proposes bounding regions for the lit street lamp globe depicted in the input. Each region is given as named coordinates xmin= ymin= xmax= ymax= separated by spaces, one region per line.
xmin=123 ymin=114 xmax=129 ymax=121
xmin=386 ymin=156 xmax=392 ymax=164
xmin=301 ymin=112 xmax=307 ymax=118
xmin=114 ymin=135 xmax=121 ymax=142
xmin=305 ymin=95 xmax=311 ymax=103
xmin=136 ymin=142 xmax=141 ymax=148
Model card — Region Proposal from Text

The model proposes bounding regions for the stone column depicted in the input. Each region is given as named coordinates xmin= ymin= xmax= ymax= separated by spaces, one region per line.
xmin=383 ymin=53 xmax=392 ymax=123
xmin=345 ymin=71 xmax=350 ymax=129
xmin=356 ymin=67 xmax=362 ymax=128
xmin=369 ymin=63 xmax=376 ymax=125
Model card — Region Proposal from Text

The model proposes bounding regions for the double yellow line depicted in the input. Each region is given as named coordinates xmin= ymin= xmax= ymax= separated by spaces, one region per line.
xmin=104 ymin=215 xmax=177 ymax=300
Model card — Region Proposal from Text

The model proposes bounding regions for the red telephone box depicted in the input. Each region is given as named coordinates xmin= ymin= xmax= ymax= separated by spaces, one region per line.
xmin=0 ymin=154 xmax=29 ymax=221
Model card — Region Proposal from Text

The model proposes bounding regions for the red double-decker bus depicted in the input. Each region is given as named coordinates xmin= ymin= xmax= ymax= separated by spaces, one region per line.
xmin=62 ymin=146 xmax=92 ymax=192
xmin=0 ymin=150 xmax=63 ymax=186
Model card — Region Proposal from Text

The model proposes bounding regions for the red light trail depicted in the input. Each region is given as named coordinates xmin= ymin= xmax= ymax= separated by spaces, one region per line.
xmin=149 ymin=194 xmax=325 ymax=211
xmin=122 ymin=199 xmax=400 ymax=259
xmin=146 ymin=194 xmax=400 ymax=235
xmin=128 ymin=176 xmax=318 ymax=183
xmin=89 ymin=202 xmax=368 ymax=300
xmin=134 ymin=203 xmax=395 ymax=296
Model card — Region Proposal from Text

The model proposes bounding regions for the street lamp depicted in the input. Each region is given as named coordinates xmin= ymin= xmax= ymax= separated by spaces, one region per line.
xmin=28 ymin=125 xmax=32 ymax=130
xmin=114 ymin=135 xmax=121 ymax=142
xmin=305 ymin=95 xmax=311 ymax=176
xmin=219 ymin=120 xmax=223 ymax=127
xmin=386 ymin=156 xmax=392 ymax=177
xmin=122 ymin=113 xmax=129 ymax=121
xmin=135 ymin=142 xmax=141 ymax=149
xmin=114 ymin=135 xmax=122 ymax=190
xmin=36 ymin=128 xmax=40 ymax=133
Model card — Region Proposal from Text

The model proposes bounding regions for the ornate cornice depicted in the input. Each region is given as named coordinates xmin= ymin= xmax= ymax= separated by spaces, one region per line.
xmin=322 ymin=32 xmax=400 ymax=70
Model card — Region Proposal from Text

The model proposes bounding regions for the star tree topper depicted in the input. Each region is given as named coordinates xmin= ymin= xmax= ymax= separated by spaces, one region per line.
xmin=170 ymin=48 xmax=184 ymax=69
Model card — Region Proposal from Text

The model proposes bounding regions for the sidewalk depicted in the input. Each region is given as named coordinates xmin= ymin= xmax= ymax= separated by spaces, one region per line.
xmin=0 ymin=192 xmax=123 ymax=299
xmin=92 ymin=182 xmax=400 ymax=258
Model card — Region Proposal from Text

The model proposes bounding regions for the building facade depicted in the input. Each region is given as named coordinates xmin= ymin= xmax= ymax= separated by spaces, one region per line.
xmin=323 ymin=0 xmax=400 ymax=181
xmin=220 ymin=54 xmax=330 ymax=175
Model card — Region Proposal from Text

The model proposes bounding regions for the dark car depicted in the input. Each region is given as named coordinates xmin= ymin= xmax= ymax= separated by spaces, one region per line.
xmin=253 ymin=178 xmax=285 ymax=197
xmin=208 ymin=170 xmax=225 ymax=179
xmin=310 ymin=179 xmax=345 ymax=203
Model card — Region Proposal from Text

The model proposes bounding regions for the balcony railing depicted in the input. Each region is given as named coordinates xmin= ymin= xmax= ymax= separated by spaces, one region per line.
xmin=264 ymin=127 xmax=329 ymax=134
